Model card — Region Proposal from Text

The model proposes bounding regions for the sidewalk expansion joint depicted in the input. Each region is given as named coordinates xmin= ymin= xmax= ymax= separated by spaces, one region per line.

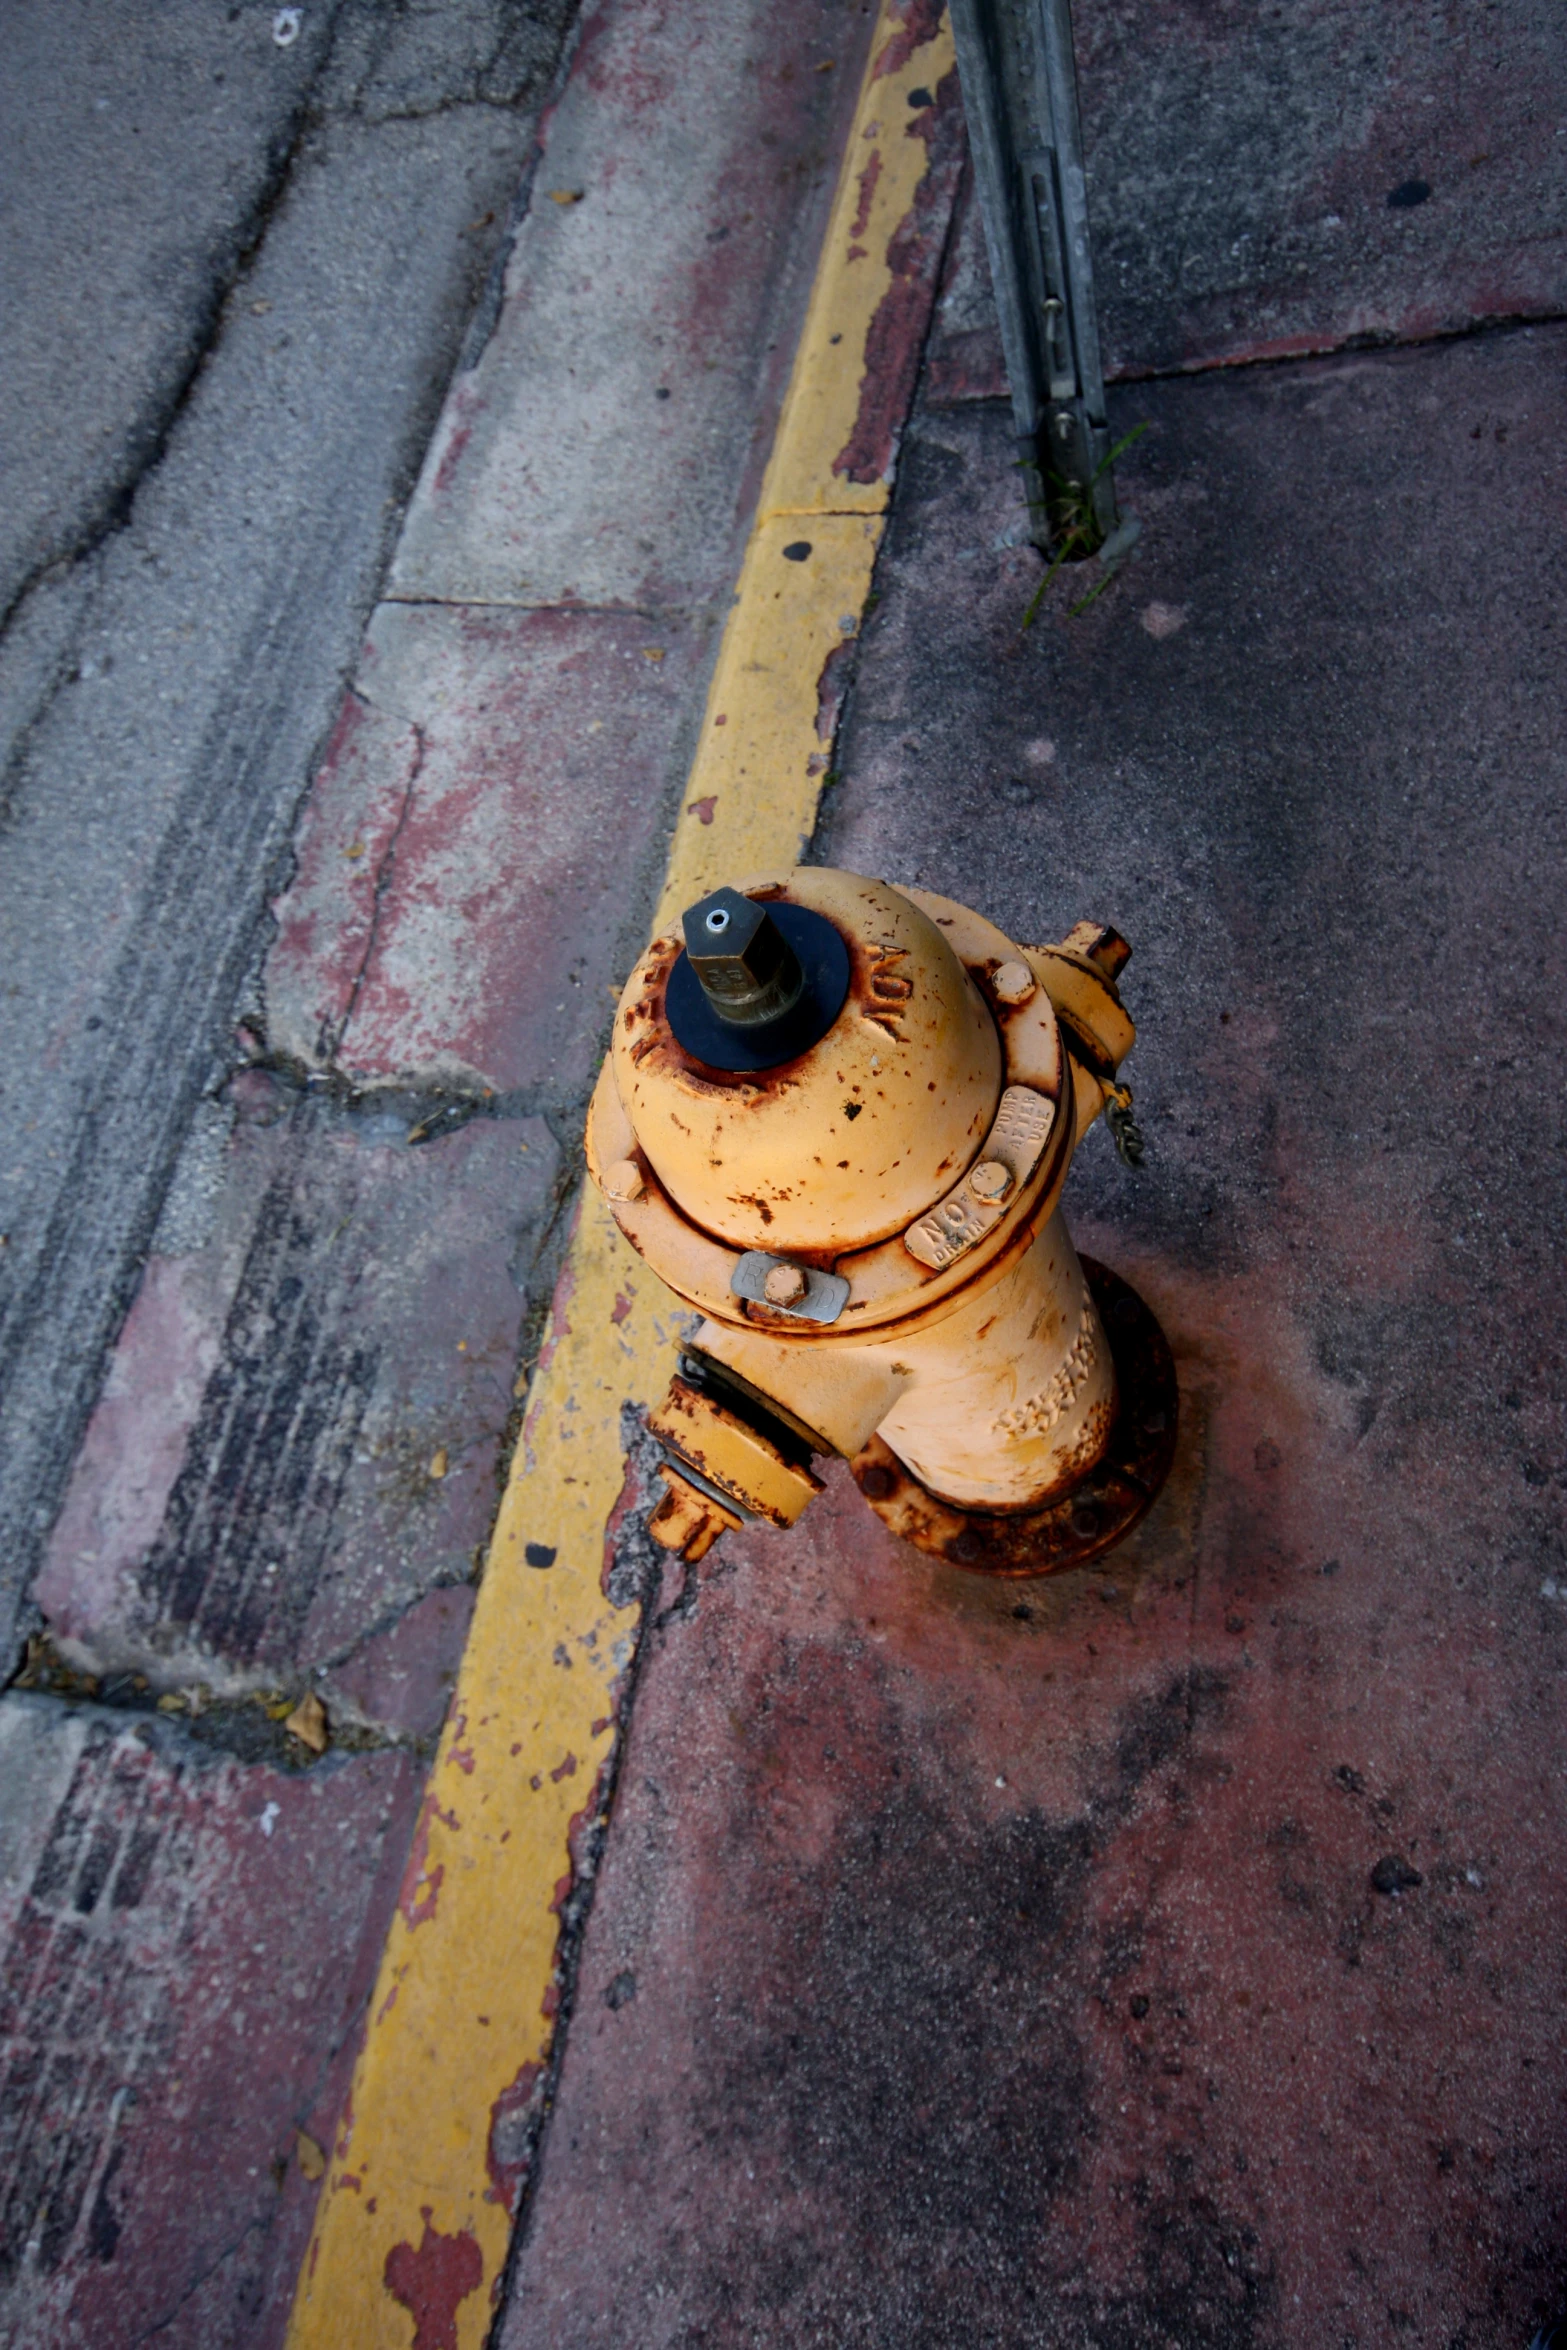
xmin=230 ymin=1045 xmax=583 ymax=1137
xmin=7 ymin=1632 xmax=412 ymax=1770
xmin=376 ymin=594 xmax=720 ymax=621
xmin=1099 ymin=299 xmax=1567 ymax=392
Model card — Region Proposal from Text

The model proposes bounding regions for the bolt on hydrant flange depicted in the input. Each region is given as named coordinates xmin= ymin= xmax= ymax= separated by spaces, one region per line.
xmin=585 ymin=868 xmax=1176 ymax=1574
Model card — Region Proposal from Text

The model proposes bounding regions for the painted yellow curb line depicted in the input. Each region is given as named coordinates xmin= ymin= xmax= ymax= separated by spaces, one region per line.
xmin=286 ymin=7 xmax=955 ymax=2345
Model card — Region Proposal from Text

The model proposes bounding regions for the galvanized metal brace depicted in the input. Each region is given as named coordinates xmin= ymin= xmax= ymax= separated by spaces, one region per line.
xmin=947 ymin=0 xmax=1117 ymax=551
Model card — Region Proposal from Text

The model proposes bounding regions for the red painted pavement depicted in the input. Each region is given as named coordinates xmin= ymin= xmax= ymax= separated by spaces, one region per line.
xmin=267 ymin=605 xmax=711 ymax=1097
xmin=0 ymin=1697 xmax=420 ymax=2347
xmin=39 ymin=1089 xmax=561 ymax=1726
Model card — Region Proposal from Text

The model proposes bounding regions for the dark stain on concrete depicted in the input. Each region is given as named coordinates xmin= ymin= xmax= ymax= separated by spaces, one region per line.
xmin=503 ymin=1593 xmax=1275 ymax=2347
xmin=146 ymin=1160 xmax=378 ymax=1660
xmin=659 ymin=1669 xmax=1263 ymax=2349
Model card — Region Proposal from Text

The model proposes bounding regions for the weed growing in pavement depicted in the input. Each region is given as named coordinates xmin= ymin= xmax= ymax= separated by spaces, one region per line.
xmin=1021 ymin=423 xmax=1149 ymax=628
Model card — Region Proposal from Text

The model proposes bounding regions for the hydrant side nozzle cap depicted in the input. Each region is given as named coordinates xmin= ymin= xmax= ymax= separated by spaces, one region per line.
xmin=1058 ymin=920 xmax=1131 ymax=985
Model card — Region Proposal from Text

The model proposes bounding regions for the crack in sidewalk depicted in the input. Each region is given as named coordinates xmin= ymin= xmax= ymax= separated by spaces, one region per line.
xmin=319 ymin=716 xmax=427 ymax=1069
xmin=7 ymin=1632 xmax=419 ymax=1768
xmin=0 ymin=17 xmax=345 ymax=650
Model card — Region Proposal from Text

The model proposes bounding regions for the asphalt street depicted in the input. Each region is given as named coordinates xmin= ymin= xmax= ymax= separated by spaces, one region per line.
xmin=0 ymin=0 xmax=576 ymax=1649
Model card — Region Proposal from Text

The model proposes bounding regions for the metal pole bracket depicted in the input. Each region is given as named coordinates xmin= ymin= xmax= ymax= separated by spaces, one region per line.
xmin=948 ymin=0 xmax=1117 ymax=554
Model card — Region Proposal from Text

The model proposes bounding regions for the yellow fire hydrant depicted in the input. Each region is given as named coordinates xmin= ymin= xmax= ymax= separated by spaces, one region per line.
xmin=585 ymin=868 xmax=1175 ymax=1575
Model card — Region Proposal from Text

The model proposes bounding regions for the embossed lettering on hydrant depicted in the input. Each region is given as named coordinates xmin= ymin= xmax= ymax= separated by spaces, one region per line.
xmin=995 ymin=1303 xmax=1096 ymax=1438
xmin=863 ymin=937 xmax=913 ymax=1039
xmin=990 ymin=1087 xmax=1053 ymax=1159
xmin=904 ymin=1085 xmax=1055 ymax=1270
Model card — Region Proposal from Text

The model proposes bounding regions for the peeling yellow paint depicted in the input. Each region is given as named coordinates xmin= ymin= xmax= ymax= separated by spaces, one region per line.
xmin=657 ymin=2 xmax=956 ymax=930
xmin=760 ymin=11 xmax=958 ymax=520
xmin=286 ymin=7 xmax=956 ymax=2346
xmin=286 ymin=1194 xmax=665 ymax=2350
xmin=654 ymin=512 xmax=882 ymax=931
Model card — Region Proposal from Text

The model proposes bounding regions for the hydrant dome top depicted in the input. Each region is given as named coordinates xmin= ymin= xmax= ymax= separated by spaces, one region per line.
xmin=612 ymin=868 xmax=1006 ymax=1254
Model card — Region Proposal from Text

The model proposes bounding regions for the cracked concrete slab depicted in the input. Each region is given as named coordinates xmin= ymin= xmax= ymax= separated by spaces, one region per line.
xmin=265 ymin=602 xmax=712 ymax=1097
xmin=318 ymin=0 xmax=578 ymax=125
xmin=0 ymin=0 xmax=579 ymax=631
xmin=35 ymin=1081 xmax=563 ymax=1730
xmin=0 ymin=1693 xmax=421 ymax=2350
xmin=0 ymin=0 xmax=338 ymax=624
xmin=388 ymin=0 xmax=877 ymax=611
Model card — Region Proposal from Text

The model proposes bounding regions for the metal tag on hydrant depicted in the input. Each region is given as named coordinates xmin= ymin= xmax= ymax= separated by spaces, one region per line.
xmin=903 ymin=1085 xmax=1055 ymax=1270
xmin=730 ymin=1253 xmax=850 ymax=1324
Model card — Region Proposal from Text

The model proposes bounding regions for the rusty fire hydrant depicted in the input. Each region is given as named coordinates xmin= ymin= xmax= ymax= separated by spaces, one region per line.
xmin=585 ymin=868 xmax=1176 ymax=1574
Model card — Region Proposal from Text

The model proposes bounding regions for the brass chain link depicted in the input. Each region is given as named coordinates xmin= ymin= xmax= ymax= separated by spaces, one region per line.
xmin=1103 ymin=1082 xmax=1144 ymax=1169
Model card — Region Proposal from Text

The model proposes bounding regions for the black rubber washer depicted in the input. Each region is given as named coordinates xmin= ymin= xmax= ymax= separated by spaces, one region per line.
xmin=664 ymin=902 xmax=851 ymax=1071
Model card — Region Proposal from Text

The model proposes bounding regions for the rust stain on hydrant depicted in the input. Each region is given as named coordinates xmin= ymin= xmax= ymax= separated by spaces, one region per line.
xmin=586 ymin=868 xmax=1175 ymax=1574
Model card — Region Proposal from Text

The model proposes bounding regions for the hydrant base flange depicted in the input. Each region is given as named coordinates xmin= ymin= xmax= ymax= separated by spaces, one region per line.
xmin=849 ymin=1259 xmax=1177 ymax=1578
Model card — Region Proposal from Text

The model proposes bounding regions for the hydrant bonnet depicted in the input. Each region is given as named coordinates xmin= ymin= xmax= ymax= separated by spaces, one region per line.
xmin=613 ymin=870 xmax=1004 ymax=1256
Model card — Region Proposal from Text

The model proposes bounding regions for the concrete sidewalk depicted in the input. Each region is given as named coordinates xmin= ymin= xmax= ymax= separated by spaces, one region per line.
xmin=506 ymin=317 xmax=1567 ymax=2346
xmin=0 ymin=0 xmax=579 ymax=1648
xmin=493 ymin=5 xmax=1567 ymax=2345
xmin=1 ymin=0 xmax=1564 ymax=2342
